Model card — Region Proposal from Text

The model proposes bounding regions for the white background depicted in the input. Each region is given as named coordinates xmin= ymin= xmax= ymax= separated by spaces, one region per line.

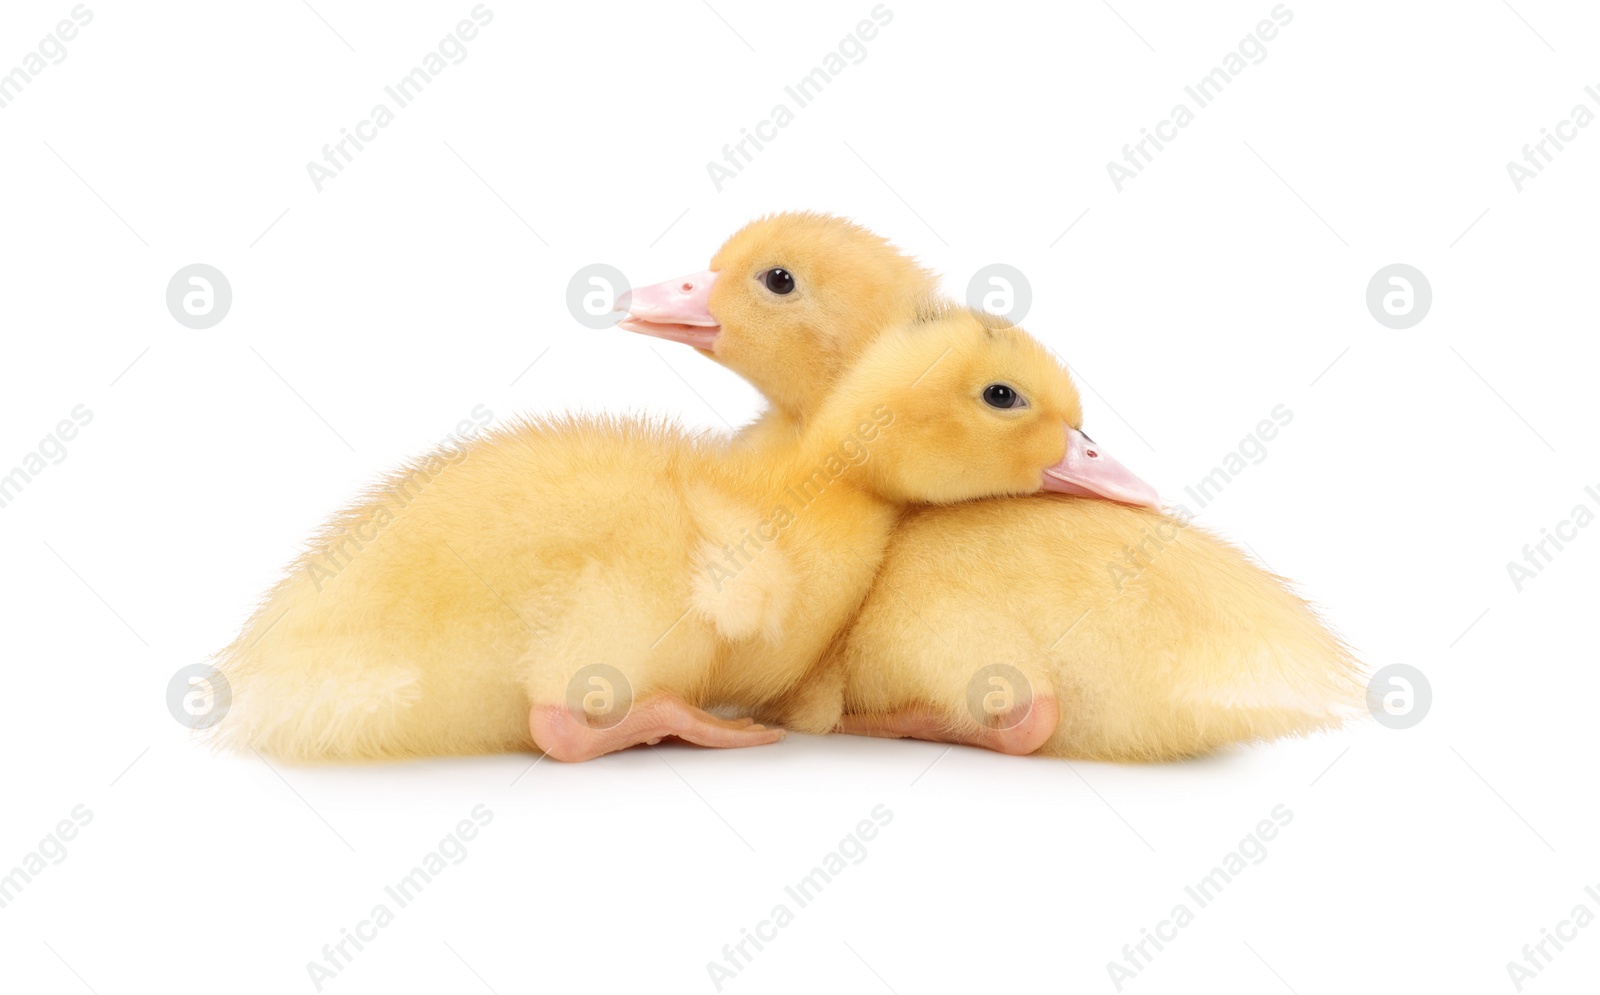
xmin=2 ymin=1 xmax=1597 ymax=992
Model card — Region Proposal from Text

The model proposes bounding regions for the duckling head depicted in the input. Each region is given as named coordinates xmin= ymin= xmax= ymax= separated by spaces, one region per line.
xmin=819 ymin=306 xmax=1160 ymax=508
xmin=618 ymin=211 xmax=936 ymax=421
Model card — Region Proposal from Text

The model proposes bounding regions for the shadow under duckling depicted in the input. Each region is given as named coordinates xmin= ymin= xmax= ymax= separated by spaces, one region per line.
xmin=217 ymin=308 xmax=1105 ymax=762
xmin=620 ymin=211 xmax=1365 ymax=761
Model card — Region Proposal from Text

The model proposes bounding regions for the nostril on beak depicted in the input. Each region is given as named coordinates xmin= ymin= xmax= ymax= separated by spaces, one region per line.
xmin=680 ymin=282 xmax=694 ymax=292
xmin=1086 ymin=450 xmax=1098 ymax=459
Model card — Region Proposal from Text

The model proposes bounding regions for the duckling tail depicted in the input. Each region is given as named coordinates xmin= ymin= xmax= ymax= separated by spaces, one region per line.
xmin=209 ymin=638 xmax=425 ymax=763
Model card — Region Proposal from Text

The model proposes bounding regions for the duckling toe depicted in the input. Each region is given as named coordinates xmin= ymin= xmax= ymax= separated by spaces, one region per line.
xmin=839 ymin=696 xmax=1059 ymax=756
xmin=529 ymin=693 xmax=785 ymax=761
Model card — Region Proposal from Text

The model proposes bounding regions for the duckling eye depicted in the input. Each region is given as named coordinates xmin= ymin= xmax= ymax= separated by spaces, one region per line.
xmin=983 ymin=383 xmax=1025 ymax=409
xmin=761 ymin=268 xmax=796 ymax=295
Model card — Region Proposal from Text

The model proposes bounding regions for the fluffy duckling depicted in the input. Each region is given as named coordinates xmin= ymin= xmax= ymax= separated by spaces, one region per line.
xmin=621 ymin=212 xmax=1363 ymax=760
xmin=834 ymin=498 xmax=1363 ymax=760
xmin=217 ymin=308 xmax=1097 ymax=762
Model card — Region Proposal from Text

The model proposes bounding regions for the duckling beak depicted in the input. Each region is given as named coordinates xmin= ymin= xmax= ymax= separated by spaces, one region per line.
xmin=616 ymin=270 xmax=721 ymax=352
xmin=1041 ymin=427 xmax=1160 ymax=508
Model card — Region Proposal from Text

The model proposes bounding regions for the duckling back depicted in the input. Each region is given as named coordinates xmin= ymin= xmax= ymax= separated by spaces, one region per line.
xmin=214 ymin=417 xmax=718 ymax=761
xmin=837 ymin=496 xmax=1363 ymax=761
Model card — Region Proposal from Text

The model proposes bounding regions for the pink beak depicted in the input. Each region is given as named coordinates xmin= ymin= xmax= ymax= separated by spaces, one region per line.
xmin=1041 ymin=427 xmax=1160 ymax=508
xmin=616 ymin=269 xmax=721 ymax=351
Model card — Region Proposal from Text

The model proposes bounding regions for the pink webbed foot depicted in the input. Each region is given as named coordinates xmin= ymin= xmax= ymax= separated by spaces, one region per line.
xmin=529 ymin=692 xmax=786 ymax=762
xmin=838 ymin=696 xmax=1058 ymax=756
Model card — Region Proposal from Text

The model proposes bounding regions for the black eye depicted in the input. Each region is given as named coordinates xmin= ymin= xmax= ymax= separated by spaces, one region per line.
xmin=761 ymin=268 xmax=795 ymax=295
xmin=983 ymin=383 xmax=1024 ymax=409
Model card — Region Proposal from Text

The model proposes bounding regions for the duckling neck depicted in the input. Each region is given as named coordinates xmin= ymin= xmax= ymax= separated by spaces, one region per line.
xmin=737 ymin=407 xmax=808 ymax=454
xmin=731 ymin=416 xmax=903 ymax=571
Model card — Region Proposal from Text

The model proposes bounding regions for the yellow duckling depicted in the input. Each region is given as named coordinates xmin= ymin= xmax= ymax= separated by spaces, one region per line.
xmin=217 ymin=307 xmax=1108 ymax=762
xmin=620 ymin=212 xmax=1364 ymax=760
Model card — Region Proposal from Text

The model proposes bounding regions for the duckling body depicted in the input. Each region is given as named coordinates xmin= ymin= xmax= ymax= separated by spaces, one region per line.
xmin=219 ymin=419 xmax=798 ymax=760
xmin=833 ymin=497 xmax=1359 ymax=760
xmin=622 ymin=212 xmax=1362 ymax=761
xmin=219 ymin=311 xmax=1088 ymax=762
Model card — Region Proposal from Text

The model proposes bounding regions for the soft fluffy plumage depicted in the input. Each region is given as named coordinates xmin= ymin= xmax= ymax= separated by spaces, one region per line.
xmin=216 ymin=311 xmax=1089 ymax=761
xmin=835 ymin=498 xmax=1362 ymax=760
xmin=627 ymin=211 xmax=1364 ymax=761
